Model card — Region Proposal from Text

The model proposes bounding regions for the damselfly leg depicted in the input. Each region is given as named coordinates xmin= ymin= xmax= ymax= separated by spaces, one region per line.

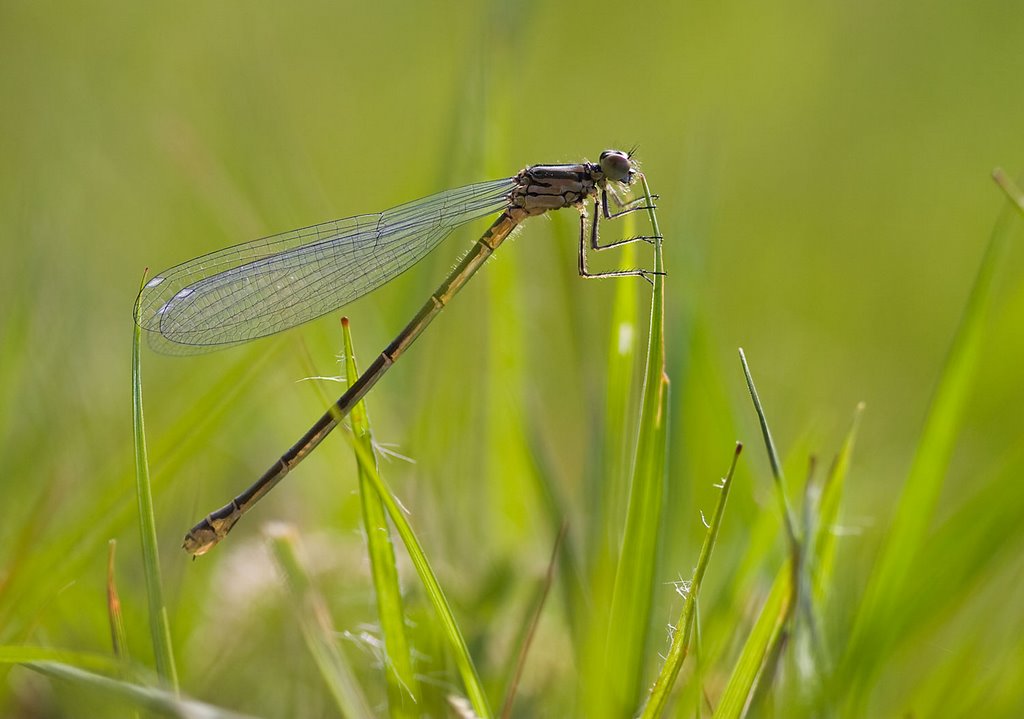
xmin=577 ymin=190 xmax=664 ymax=283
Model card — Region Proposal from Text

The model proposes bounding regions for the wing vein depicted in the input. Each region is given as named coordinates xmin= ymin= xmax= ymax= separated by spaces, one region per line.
xmin=136 ymin=177 xmax=515 ymax=354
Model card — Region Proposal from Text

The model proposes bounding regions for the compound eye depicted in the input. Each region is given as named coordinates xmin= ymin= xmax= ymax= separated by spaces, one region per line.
xmin=600 ymin=150 xmax=633 ymax=183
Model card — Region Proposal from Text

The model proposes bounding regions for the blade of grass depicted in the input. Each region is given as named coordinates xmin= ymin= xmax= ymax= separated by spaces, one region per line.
xmin=720 ymin=350 xmax=808 ymax=717
xmin=841 ymin=171 xmax=1022 ymax=705
xmin=2 ymin=646 xmax=125 ymax=671
xmin=265 ymin=523 xmax=376 ymax=719
xmin=131 ymin=272 xmax=178 ymax=690
xmin=27 ymin=661 xmax=254 ymax=719
xmin=603 ymin=174 xmax=670 ymax=715
xmin=578 ymin=189 xmax=642 ymax=716
xmin=811 ymin=403 xmax=864 ymax=604
xmin=0 ymin=465 xmax=58 ymax=638
xmin=691 ymin=603 xmax=711 ymax=719
xmin=738 ymin=348 xmax=798 ymax=557
xmin=295 ymin=334 xmax=490 ymax=716
xmin=908 ymin=449 xmax=1024 ymax=635
xmin=339 ymin=408 xmax=492 ymax=718
xmin=295 ymin=336 xmax=488 ymax=715
xmin=522 ymin=408 xmax=586 ymax=646
xmin=994 ymin=167 xmax=1024 ymax=216
xmin=0 ymin=341 xmax=281 ymax=646
xmin=106 ymin=540 xmax=130 ymax=663
xmin=499 ymin=520 xmax=567 ymax=719
xmin=714 ymin=559 xmax=794 ymax=719
xmin=341 ymin=317 xmax=421 ymax=718
xmin=106 ymin=539 xmax=139 ymax=718
xmin=639 ymin=443 xmax=742 ymax=719
xmin=595 ymin=207 xmax=642 ymax=552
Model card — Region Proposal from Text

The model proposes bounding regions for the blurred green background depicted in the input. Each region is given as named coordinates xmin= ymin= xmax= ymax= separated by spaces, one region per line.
xmin=2 ymin=0 xmax=1024 ymax=716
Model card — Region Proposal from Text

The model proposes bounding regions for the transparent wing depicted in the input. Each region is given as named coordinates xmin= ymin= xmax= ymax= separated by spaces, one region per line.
xmin=136 ymin=177 xmax=516 ymax=354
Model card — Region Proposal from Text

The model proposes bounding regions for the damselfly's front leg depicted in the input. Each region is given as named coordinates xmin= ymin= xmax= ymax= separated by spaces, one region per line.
xmin=603 ymin=185 xmax=659 ymax=219
xmin=589 ymin=198 xmax=662 ymax=252
xmin=577 ymin=204 xmax=664 ymax=284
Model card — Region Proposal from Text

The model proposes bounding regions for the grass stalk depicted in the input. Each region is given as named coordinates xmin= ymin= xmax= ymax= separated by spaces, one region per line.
xmin=715 ymin=558 xmax=794 ymax=719
xmin=27 ymin=661 xmax=251 ymax=718
xmin=720 ymin=350 xmax=808 ymax=716
xmin=341 ymin=318 xmax=421 ymax=717
xmin=639 ymin=443 xmax=742 ymax=718
xmin=339 ymin=405 xmax=492 ymax=718
xmin=131 ymin=274 xmax=178 ymax=690
xmin=603 ymin=174 xmax=670 ymax=715
xmin=738 ymin=348 xmax=798 ymax=557
xmin=106 ymin=540 xmax=130 ymax=664
xmin=596 ymin=207 xmax=642 ymax=551
xmin=811 ymin=403 xmax=864 ymax=604
xmin=266 ymin=524 xmax=376 ymax=719
xmin=840 ymin=171 xmax=1021 ymax=705
xmin=3 ymin=646 xmax=125 ymax=672
xmin=499 ymin=520 xmax=567 ymax=719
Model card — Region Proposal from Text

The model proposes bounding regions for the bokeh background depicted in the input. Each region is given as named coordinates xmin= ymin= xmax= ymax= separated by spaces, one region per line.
xmin=2 ymin=0 xmax=1024 ymax=716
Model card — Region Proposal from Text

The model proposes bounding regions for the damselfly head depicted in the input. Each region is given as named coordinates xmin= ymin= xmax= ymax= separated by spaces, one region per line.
xmin=599 ymin=149 xmax=636 ymax=185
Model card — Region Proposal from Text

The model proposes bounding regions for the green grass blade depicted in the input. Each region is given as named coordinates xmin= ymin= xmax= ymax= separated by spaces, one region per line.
xmin=596 ymin=207 xmax=642 ymax=549
xmin=640 ymin=443 xmax=742 ymax=719
xmin=714 ymin=560 xmax=794 ymax=719
xmin=341 ymin=317 xmax=421 ymax=718
xmin=1 ymin=646 xmax=124 ymax=672
xmin=341 ymin=412 xmax=492 ymax=718
xmin=522 ymin=411 xmax=587 ymax=644
xmin=106 ymin=539 xmax=140 ymax=719
xmin=106 ymin=540 xmax=132 ymax=670
xmin=604 ymin=175 xmax=670 ymax=715
xmin=266 ymin=524 xmax=376 ymax=719
xmin=994 ymin=167 xmax=1024 ymax=217
xmin=0 ymin=343 xmax=280 ymax=647
xmin=27 ymin=661 xmax=254 ymax=719
xmin=900 ymin=449 xmax=1024 ymax=638
xmin=499 ymin=521 xmax=567 ymax=719
xmin=578 ymin=183 xmax=644 ymax=717
xmin=131 ymin=275 xmax=178 ymax=690
xmin=811 ymin=403 xmax=864 ymax=603
xmin=841 ymin=173 xmax=1022 ymax=701
xmin=738 ymin=348 xmax=798 ymax=556
xmin=721 ymin=350 xmax=809 ymax=716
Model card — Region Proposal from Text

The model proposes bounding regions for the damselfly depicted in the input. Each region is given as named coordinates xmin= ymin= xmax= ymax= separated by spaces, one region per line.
xmin=135 ymin=149 xmax=659 ymax=555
